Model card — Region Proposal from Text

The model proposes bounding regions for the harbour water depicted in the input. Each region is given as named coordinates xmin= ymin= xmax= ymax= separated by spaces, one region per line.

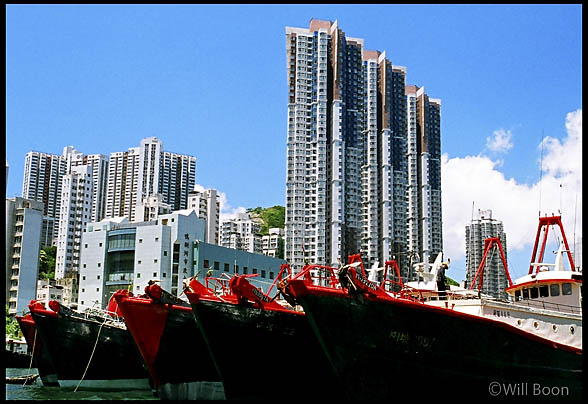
xmin=6 ymin=368 xmax=156 ymax=400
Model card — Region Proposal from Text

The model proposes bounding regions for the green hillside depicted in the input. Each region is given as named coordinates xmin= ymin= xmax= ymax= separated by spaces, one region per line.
xmin=247 ymin=205 xmax=285 ymax=235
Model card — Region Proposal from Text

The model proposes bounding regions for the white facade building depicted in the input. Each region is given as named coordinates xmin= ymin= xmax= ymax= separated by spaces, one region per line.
xmin=188 ymin=188 xmax=220 ymax=245
xmin=134 ymin=193 xmax=172 ymax=222
xmin=220 ymin=212 xmax=262 ymax=254
xmin=6 ymin=197 xmax=43 ymax=314
xmin=78 ymin=210 xmax=205 ymax=308
xmin=262 ymin=228 xmax=285 ymax=258
xmin=105 ymin=137 xmax=196 ymax=222
xmin=22 ymin=147 xmax=109 ymax=246
xmin=55 ymin=165 xmax=94 ymax=279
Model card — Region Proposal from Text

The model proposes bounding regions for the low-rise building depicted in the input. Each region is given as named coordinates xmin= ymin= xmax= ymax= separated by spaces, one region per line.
xmin=78 ymin=209 xmax=286 ymax=309
xmin=262 ymin=228 xmax=285 ymax=258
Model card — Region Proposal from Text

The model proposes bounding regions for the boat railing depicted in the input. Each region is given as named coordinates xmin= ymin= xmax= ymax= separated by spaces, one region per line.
xmin=205 ymin=274 xmax=232 ymax=296
xmin=510 ymin=298 xmax=582 ymax=315
xmin=293 ymin=264 xmax=342 ymax=289
xmin=75 ymin=303 xmax=126 ymax=325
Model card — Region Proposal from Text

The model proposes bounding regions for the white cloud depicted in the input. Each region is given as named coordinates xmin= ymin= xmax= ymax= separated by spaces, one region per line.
xmin=194 ymin=183 xmax=247 ymax=223
xmin=442 ymin=109 xmax=582 ymax=269
xmin=218 ymin=190 xmax=247 ymax=223
xmin=486 ymin=129 xmax=513 ymax=153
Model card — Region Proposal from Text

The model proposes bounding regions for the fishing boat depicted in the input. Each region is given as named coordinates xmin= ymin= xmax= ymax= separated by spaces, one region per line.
xmin=27 ymin=292 xmax=151 ymax=390
xmin=184 ymin=267 xmax=341 ymax=400
xmin=14 ymin=313 xmax=59 ymax=386
xmin=283 ymin=215 xmax=582 ymax=400
xmin=112 ymin=281 xmax=224 ymax=400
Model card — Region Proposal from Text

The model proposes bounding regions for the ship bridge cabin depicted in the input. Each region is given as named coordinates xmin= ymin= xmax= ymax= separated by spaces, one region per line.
xmin=505 ymin=270 xmax=582 ymax=314
xmin=505 ymin=239 xmax=582 ymax=314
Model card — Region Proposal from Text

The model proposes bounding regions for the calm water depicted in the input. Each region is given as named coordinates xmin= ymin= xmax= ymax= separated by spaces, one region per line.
xmin=6 ymin=368 xmax=156 ymax=400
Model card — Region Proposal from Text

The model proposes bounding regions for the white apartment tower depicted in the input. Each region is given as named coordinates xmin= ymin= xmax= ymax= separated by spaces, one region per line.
xmin=220 ymin=212 xmax=262 ymax=254
xmin=406 ymin=85 xmax=443 ymax=276
xmin=188 ymin=188 xmax=220 ymax=245
xmin=22 ymin=147 xmax=109 ymax=246
xmin=465 ymin=209 xmax=509 ymax=299
xmin=6 ymin=197 xmax=43 ymax=314
xmin=105 ymin=137 xmax=196 ymax=222
xmin=285 ymin=19 xmax=409 ymax=272
xmin=134 ymin=193 xmax=172 ymax=222
xmin=55 ymin=165 xmax=94 ymax=279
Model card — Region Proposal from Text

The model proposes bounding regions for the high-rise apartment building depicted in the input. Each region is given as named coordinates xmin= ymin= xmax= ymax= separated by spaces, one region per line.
xmin=105 ymin=137 xmax=196 ymax=222
xmin=6 ymin=197 xmax=43 ymax=314
xmin=220 ymin=212 xmax=262 ymax=254
xmin=55 ymin=165 xmax=94 ymax=279
xmin=188 ymin=188 xmax=220 ymax=245
xmin=22 ymin=149 xmax=70 ymax=245
xmin=465 ymin=209 xmax=508 ymax=299
xmin=22 ymin=147 xmax=109 ymax=246
xmin=262 ymin=228 xmax=285 ymax=258
xmin=406 ymin=85 xmax=443 ymax=276
xmin=285 ymin=19 xmax=410 ymax=272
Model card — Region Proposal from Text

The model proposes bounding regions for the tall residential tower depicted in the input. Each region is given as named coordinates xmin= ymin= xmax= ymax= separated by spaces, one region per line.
xmin=406 ymin=85 xmax=443 ymax=276
xmin=285 ymin=19 xmax=414 ymax=273
xmin=465 ymin=209 xmax=509 ymax=299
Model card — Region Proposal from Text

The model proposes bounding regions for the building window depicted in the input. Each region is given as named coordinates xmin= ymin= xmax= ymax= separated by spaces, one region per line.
xmin=137 ymin=273 xmax=141 ymax=278
xmin=261 ymin=270 xmax=266 ymax=278
xmin=153 ymin=272 xmax=157 ymax=277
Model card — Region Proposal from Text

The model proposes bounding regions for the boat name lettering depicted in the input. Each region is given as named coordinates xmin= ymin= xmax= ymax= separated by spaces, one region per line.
xmin=492 ymin=309 xmax=511 ymax=318
xmin=389 ymin=331 xmax=434 ymax=350
xmin=252 ymin=287 xmax=271 ymax=302
xmin=354 ymin=271 xmax=378 ymax=291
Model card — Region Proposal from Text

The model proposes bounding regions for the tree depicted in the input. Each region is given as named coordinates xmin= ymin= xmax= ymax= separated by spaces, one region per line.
xmin=39 ymin=246 xmax=56 ymax=280
xmin=6 ymin=305 xmax=21 ymax=338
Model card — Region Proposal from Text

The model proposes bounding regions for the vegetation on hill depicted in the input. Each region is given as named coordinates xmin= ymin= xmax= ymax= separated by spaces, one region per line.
xmin=247 ymin=206 xmax=285 ymax=235
xmin=39 ymin=246 xmax=57 ymax=280
xmin=6 ymin=305 xmax=21 ymax=338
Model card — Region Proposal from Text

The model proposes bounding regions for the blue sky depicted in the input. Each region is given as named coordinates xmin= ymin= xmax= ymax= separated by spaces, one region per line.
xmin=6 ymin=4 xmax=582 ymax=282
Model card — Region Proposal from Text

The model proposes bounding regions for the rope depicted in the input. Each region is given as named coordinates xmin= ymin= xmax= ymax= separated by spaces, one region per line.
xmin=74 ymin=317 xmax=107 ymax=392
xmin=23 ymin=328 xmax=37 ymax=386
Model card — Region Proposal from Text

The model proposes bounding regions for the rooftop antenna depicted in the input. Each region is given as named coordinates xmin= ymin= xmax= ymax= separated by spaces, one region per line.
xmin=538 ymin=130 xmax=544 ymax=217
xmin=573 ymin=177 xmax=579 ymax=269
xmin=559 ymin=183 xmax=563 ymax=215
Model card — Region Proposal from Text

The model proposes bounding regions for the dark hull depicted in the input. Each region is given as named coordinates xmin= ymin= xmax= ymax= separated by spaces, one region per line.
xmin=116 ymin=298 xmax=223 ymax=400
xmin=15 ymin=315 xmax=59 ymax=386
xmin=293 ymin=287 xmax=583 ymax=400
xmin=190 ymin=299 xmax=341 ymax=400
xmin=29 ymin=310 xmax=151 ymax=390
xmin=5 ymin=349 xmax=33 ymax=368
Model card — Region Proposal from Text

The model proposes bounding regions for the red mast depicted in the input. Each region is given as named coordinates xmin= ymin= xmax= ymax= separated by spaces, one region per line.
xmin=528 ymin=216 xmax=575 ymax=274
